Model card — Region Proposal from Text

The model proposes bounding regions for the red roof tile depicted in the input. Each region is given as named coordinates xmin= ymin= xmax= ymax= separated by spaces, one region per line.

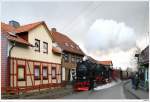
xmin=15 ymin=21 xmax=44 ymax=33
xmin=51 ymin=31 xmax=84 ymax=55
xmin=98 ymin=61 xmax=113 ymax=66
xmin=86 ymin=56 xmax=98 ymax=63
xmin=1 ymin=22 xmax=32 ymax=46
xmin=1 ymin=22 xmax=15 ymax=32
xmin=52 ymin=47 xmax=62 ymax=54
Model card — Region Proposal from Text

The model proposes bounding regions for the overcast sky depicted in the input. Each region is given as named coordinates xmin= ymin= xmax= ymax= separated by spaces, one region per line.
xmin=1 ymin=1 xmax=149 ymax=71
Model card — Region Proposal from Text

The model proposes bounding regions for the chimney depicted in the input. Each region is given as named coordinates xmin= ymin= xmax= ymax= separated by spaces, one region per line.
xmin=51 ymin=28 xmax=57 ymax=32
xmin=9 ymin=20 xmax=20 ymax=28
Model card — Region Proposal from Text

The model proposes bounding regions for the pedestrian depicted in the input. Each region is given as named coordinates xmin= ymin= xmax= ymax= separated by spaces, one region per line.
xmin=134 ymin=72 xmax=139 ymax=90
xmin=131 ymin=74 xmax=135 ymax=89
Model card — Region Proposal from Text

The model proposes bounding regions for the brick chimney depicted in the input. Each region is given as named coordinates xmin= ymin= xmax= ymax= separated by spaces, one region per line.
xmin=9 ymin=20 xmax=20 ymax=28
xmin=51 ymin=28 xmax=57 ymax=32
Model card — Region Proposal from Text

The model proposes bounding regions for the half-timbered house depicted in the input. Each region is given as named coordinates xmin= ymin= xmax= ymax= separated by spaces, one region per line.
xmin=1 ymin=21 xmax=62 ymax=94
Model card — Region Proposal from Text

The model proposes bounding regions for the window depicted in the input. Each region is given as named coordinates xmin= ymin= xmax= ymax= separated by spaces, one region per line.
xmin=64 ymin=53 xmax=69 ymax=62
xmin=34 ymin=66 xmax=41 ymax=80
xmin=18 ymin=65 xmax=25 ymax=81
xmin=71 ymin=55 xmax=75 ymax=62
xmin=76 ymin=57 xmax=81 ymax=63
xmin=52 ymin=67 xmax=56 ymax=79
xmin=65 ymin=43 xmax=69 ymax=46
xmin=35 ymin=39 xmax=40 ymax=52
xmin=43 ymin=67 xmax=48 ymax=79
xmin=43 ymin=42 xmax=48 ymax=54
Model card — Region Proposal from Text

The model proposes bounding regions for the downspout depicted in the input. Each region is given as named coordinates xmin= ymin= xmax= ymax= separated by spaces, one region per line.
xmin=9 ymin=41 xmax=16 ymax=57
xmin=61 ymin=52 xmax=64 ymax=85
xmin=8 ymin=41 xmax=16 ymax=87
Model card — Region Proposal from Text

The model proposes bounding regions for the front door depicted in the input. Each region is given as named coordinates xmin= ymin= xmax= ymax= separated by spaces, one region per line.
xmin=62 ymin=67 xmax=65 ymax=81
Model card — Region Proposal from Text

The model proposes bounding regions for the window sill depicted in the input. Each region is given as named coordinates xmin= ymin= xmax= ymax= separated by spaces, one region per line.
xmin=52 ymin=78 xmax=56 ymax=79
xmin=18 ymin=79 xmax=26 ymax=81
xmin=43 ymin=78 xmax=48 ymax=80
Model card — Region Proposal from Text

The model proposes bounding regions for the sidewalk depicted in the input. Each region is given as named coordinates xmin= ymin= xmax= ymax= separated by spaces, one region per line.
xmin=2 ymin=85 xmax=74 ymax=99
xmin=123 ymin=80 xmax=149 ymax=99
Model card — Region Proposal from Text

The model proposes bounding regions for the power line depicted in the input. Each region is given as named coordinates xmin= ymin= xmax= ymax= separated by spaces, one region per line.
xmin=61 ymin=2 xmax=92 ymax=32
xmin=63 ymin=2 xmax=102 ymax=33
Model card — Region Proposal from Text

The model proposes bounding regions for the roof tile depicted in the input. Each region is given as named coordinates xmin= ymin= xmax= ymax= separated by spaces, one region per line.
xmin=15 ymin=21 xmax=43 ymax=33
xmin=98 ymin=61 xmax=113 ymax=65
xmin=51 ymin=31 xmax=84 ymax=55
xmin=1 ymin=22 xmax=31 ymax=46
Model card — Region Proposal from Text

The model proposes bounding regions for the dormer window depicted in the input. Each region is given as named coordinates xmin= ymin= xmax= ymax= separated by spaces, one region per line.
xmin=71 ymin=44 xmax=74 ymax=48
xmin=35 ymin=39 xmax=40 ymax=52
xmin=65 ymin=43 xmax=69 ymax=46
xmin=43 ymin=42 xmax=48 ymax=54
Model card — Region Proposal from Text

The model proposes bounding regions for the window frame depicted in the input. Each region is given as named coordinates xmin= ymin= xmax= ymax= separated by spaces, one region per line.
xmin=64 ymin=53 xmax=69 ymax=62
xmin=35 ymin=39 xmax=40 ymax=52
xmin=76 ymin=57 xmax=81 ymax=63
xmin=51 ymin=67 xmax=56 ymax=79
xmin=71 ymin=55 xmax=75 ymax=63
xmin=42 ymin=66 xmax=48 ymax=80
xmin=43 ymin=41 xmax=48 ymax=54
xmin=17 ymin=65 xmax=26 ymax=81
xmin=34 ymin=65 xmax=41 ymax=80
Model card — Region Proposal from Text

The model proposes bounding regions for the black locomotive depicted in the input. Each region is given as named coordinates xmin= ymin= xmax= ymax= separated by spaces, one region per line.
xmin=74 ymin=60 xmax=110 ymax=91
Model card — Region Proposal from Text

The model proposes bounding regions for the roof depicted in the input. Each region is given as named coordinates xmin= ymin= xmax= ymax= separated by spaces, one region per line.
xmin=1 ymin=22 xmax=32 ymax=46
xmin=98 ymin=61 xmax=113 ymax=66
xmin=1 ymin=22 xmax=15 ymax=32
xmin=15 ymin=21 xmax=44 ymax=33
xmin=51 ymin=31 xmax=85 ymax=56
xmin=85 ymin=56 xmax=98 ymax=64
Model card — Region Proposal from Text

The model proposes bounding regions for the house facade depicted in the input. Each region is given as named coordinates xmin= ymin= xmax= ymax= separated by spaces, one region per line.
xmin=51 ymin=29 xmax=85 ymax=82
xmin=1 ymin=21 xmax=62 ymax=94
xmin=135 ymin=46 xmax=149 ymax=91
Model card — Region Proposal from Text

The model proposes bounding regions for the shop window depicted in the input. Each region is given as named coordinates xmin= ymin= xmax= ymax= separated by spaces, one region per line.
xmin=35 ymin=39 xmax=40 ymax=52
xmin=43 ymin=66 xmax=48 ymax=80
xmin=52 ymin=67 xmax=56 ymax=79
xmin=34 ymin=66 xmax=41 ymax=80
xmin=43 ymin=42 xmax=48 ymax=54
xmin=18 ymin=65 xmax=25 ymax=81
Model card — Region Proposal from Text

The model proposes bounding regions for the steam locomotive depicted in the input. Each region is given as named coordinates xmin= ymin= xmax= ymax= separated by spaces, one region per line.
xmin=73 ymin=60 xmax=110 ymax=91
xmin=73 ymin=59 xmax=132 ymax=91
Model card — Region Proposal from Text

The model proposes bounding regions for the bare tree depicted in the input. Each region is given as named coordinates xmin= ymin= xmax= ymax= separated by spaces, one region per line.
xmin=129 ymin=46 xmax=141 ymax=72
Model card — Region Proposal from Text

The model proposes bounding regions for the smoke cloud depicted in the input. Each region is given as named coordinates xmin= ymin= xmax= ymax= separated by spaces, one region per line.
xmin=85 ymin=19 xmax=136 ymax=52
xmin=84 ymin=19 xmax=137 ymax=70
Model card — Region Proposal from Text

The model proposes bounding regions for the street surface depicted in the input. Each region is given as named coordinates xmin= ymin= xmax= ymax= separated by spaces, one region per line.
xmin=62 ymin=81 xmax=138 ymax=99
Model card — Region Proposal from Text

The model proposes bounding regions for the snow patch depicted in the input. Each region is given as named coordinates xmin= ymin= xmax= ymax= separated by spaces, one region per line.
xmin=94 ymin=80 xmax=121 ymax=91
